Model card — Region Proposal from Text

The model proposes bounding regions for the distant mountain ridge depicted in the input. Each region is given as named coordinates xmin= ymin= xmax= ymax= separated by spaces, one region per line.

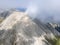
xmin=16 ymin=8 xmax=26 ymax=12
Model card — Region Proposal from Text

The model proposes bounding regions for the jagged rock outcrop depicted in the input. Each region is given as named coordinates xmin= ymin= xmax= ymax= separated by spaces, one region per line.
xmin=0 ymin=9 xmax=17 ymax=18
xmin=0 ymin=11 xmax=58 ymax=45
xmin=0 ymin=9 xmax=19 ymax=23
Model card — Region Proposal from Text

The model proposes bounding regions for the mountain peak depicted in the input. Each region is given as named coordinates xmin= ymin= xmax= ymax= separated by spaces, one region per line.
xmin=0 ymin=10 xmax=59 ymax=45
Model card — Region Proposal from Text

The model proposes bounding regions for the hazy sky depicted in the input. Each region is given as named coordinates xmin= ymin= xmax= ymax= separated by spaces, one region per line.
xmin=0 ymin=0 xmax=60 ymax=9
xmin=0 ymin=0 xmax=30 ymax=8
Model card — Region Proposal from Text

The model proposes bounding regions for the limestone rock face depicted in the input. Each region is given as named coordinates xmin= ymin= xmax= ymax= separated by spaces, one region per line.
xmin=0 ymin=11 xmax=55 ymax=45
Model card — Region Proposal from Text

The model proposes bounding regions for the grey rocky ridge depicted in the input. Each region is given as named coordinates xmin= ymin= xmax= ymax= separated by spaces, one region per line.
xmin=0 ymin=9 xmax=18 ymax=23
xmin=0 ymin=10 xmax=59 ymax=45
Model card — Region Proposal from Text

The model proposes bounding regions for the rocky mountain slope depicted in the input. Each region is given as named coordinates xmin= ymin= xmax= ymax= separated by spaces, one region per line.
xmin=0 ymin=10 xmax=59 ymax=45
xmin=0 ymin=9 xmax=19 ymax=23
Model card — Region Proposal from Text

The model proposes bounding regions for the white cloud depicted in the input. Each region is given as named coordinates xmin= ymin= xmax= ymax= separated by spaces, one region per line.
xmin=26 ymin=0 xmax=60 ymax=22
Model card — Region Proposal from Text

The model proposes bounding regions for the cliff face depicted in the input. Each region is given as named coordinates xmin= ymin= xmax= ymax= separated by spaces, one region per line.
xmin=0 ymin=11 xmax=59 ymax=45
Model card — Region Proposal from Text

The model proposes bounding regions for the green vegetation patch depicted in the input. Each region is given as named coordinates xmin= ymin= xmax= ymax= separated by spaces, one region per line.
xmin=45 ymin=36 xmax=60 ymax=45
